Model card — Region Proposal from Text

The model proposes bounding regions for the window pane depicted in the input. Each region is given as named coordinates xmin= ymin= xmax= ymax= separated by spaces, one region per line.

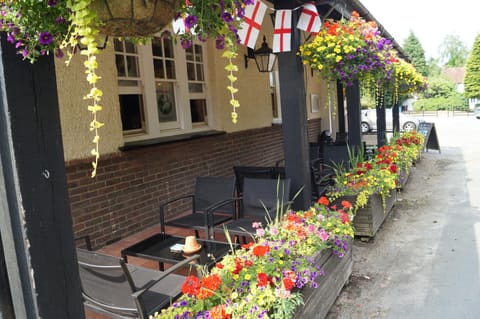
xmin=185 ymin=46 xmax=194 ymax=61
xmin=165 ymin=60 xmax=176 ymax=79
xmin=119 ymin=94 xmax=144 ymax=131
xmin=190 ymin=99 xmax=207 ymax=123
xmin=113 ymin=38 xmax=123 ymax=52
xmin=163 ymin=38 xmax=174 ymax=58
xmin=125 ymin=41 xmax=136 ymax=53
xmin=187 ymin=62 xmax=195 ymax=81
xmin=196 ymin=64 xmax=204 ymax=81
xmin=153 ymin=59 xmax=165 ymax=79
xmin=115 ymin=55 xmax=126 ymax=77
xmin=156 ymin=82 xmax=177 ymax=123
xmin=151 ymin=37 xmax=163 ymax=57
xmin=126 ymin=56 xmax=138 ymax=77
xmin=194 ymin=45 xmax=203 ymax=62
xmin=188 ymin=83 xmax=203 ymax=93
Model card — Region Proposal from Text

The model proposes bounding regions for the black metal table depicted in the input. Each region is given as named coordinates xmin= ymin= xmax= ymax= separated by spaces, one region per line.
xmin=121 ymin=233 xmax=236 ymax=270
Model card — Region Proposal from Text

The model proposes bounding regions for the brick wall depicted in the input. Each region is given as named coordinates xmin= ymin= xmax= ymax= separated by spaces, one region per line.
xmin=67 ymin=119 xmax=321 ymax=248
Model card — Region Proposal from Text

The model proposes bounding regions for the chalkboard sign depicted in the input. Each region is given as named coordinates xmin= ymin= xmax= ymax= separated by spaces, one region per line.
xmin=417 ymin=122 xmax=440 ymax=153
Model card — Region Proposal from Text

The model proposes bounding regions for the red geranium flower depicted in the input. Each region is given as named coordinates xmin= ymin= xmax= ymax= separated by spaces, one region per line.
xmin=257 ymin=272 xmax=272 ymax=287
xmin=252 ymin=244 xmax=270 ymax=257
xmin=341 ymin=200 xmax=352 ymax=209
xmin=318 ymin=196 xmax=329 ymax=206
xmin=182 ymin=275 xmax=201 ymax=296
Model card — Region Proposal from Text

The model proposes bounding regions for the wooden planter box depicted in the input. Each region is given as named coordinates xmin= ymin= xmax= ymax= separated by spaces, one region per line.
xmin=397 ymin=168 xmax=411 ymax=190
xmin=353 ymin=189 xmax=397 ymax=237
xmin=294 ymin=245 xmax=353 ymax=318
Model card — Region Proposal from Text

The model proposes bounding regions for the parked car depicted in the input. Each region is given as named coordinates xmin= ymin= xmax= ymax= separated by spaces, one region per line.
xmin=361 ymin=108 xmax=424 ymax=133
xmin=475 ymin=106 xmax=480 ymax=119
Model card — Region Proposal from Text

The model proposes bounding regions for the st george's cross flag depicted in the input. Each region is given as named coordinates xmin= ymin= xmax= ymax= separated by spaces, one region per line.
xmin=238 ymin=0 xmax=267 ymax=49
xmin=273 ymin=10 xmax=292 ymax=53
xmin=297 ymin=2 xmax=322 ymax=33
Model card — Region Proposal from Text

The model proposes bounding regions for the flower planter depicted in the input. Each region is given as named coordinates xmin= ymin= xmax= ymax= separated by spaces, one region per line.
xmin=92 ymin=0 xmax=179 ymax=36
xmin=294 ymin=245 xmax=353 ymax=319
xmin=353 ymin=189 xmax=397 ymax=237
xmin=397 ymin=168 xmax=411 ymax=190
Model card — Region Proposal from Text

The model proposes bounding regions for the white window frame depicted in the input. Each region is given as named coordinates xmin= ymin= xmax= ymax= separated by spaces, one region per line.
xmin=116 ymin=31 xmax=212 ymax=143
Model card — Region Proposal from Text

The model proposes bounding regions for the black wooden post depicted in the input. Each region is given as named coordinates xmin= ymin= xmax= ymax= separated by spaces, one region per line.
xmin=345 ymin=80 xmax=362 ymax=150
xmin=336 ymin=81 xmax=347 ymax=142
xmin=274 ymin=0 xmax=311 ymax=210
xmin=375 ymin=84 xmax=387 ymax=146
xmin=0 ymin=34 xmax=84 ymax=318
xmin=392 ymin=101 xmax=400 ymax=133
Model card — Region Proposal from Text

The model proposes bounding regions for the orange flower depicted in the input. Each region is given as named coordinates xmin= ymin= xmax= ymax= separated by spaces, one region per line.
xmin=341 ymin=200 xmax=352 ymax=209
xmin=252 ymin=244 xmax=270 ymax=257
xmin=318 ymin=196 xmax=329 ymax=206
xmin=210 ymin=305 xmax=230 ymax=319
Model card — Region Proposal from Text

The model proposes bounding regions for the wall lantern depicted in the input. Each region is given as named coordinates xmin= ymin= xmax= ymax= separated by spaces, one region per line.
xmin=244 ymin=36 xmax=277 ymax=73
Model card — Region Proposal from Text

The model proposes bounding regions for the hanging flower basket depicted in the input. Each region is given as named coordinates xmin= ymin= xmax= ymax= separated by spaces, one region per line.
xmin=91 ymin=0 xmax=180 ymax=37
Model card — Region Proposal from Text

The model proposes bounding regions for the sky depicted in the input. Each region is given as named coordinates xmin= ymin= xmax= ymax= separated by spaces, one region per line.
xmin=360 ymin=0 xmax=480 ymax=60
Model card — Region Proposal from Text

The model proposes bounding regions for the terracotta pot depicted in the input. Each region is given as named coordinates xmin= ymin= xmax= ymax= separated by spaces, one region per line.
xmin=92 ymin=0 xmax=180 ymax=37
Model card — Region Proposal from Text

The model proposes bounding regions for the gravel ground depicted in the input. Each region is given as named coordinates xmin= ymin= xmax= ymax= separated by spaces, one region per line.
xmin=325 ymin=116 xmax=480 ymax=319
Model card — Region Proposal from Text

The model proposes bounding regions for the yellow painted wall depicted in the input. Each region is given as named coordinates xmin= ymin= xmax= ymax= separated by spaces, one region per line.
xmin=55 ymin=45 xmax=123 ymax=162
xmin=54 ymin=30 xmax=332 ymax=161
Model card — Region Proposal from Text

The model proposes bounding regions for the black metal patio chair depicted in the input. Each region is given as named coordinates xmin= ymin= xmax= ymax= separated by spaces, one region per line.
xmin=212 ymin=177 xmax=291 ymax=242
xmin=159 ymin=176 xmax=236 ymax=239
xmin=76 ymin=248 xmax=199 ymax=319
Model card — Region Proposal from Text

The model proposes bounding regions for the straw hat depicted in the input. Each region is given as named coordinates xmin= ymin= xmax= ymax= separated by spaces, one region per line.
xmin=182 ymin=236 xmax=202 ymax=254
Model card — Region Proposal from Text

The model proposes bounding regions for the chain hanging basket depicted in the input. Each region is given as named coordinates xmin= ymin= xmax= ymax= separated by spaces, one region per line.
xmin=91 ymin=0 xmax=180 ymax=37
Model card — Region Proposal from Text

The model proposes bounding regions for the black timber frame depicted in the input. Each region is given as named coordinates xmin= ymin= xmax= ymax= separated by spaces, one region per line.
xmin=274 ymin=0 xmax=311 ymax=210
xmin=0 ymin=33 xmax=84 ymax=318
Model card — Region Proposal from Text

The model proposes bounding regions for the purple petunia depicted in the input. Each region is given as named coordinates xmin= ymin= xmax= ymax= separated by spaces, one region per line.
xmin=181 ymin=39 xmax=192 ymax=49
xmin=184 ymin=15 xmax=197 ymax=29
xmin=215 ymin=36 xmax=225 ymax=50
xmin=38 ymin=31 xmax=53 ymax=45
xmin=48 ymin=0 xmax=58 ymax=6
xmin=221 ymin=12 xmax=233 ymax=23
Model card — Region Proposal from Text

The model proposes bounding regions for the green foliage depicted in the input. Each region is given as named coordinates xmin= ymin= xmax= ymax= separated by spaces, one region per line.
xmin=439 ymin=34 xmax=469 ymax=67
xmin=426 ymin=57 xmax=442 ymax=77
xmin=464 ymin=33 xmax=480 ymax=99
xmin=424 ymin=76 xmax=457 ymax=98
xmin=403 ymin=31 xmax=428 ymax=76
xmin=414 ymin=94 xmax=468 ymax=111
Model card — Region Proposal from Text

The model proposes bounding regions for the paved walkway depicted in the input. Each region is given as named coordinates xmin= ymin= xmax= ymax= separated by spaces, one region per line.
xmin=327 ymin=116 xmax=480 ymax=318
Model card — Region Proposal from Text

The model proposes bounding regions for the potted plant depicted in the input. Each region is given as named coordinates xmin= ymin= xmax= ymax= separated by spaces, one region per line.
xmin=298 ymin=11 xmax=398 ymax=87
xmin=151 ymin=198 xmax=355 ymax=319
xmin=0 ymin=0 xmax=250 ymax=177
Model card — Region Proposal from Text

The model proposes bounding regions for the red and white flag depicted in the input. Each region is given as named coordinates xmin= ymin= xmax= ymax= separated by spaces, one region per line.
xmin=273 ymin=10 xmax=292 ymax=53
xmin=297 ymin=2 xmax=321 ymax=33
xmin=238 ymin=0 xmax=267 ymax=49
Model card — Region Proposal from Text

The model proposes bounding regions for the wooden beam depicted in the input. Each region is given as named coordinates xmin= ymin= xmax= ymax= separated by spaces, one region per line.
xmin=0 ymin=33 xmax=84 ymax=319
xmin=345 ymin=80 xmax=362 ymax=150
xmin=274 ymin=0 xmax=311 ymax=210
xmin=375 ymin=85 xmax=387 ymax=146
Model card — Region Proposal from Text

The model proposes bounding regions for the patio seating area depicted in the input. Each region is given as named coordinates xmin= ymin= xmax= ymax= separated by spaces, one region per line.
xmin=83 ymin=224 xmax=212 ymax=319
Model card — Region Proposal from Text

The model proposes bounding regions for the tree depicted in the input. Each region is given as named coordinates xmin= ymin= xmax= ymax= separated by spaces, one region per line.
xmin=424 ymin=76 xmax=456 ymax=98
xmin=439 ymin=34 xmax=469 ymax=67
xmin=403 ymin=31 xmax=428 ymax=76
xmin=464 ymin=33 xmax=480 ymax=99
xmin=426 ymin=57 xmax=442 ymax=77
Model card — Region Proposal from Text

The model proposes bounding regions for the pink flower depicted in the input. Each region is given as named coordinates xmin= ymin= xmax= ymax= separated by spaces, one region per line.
xmin=269 ymin=226 xmax=279 ymax=236
xmin=319 ymin=230 xmax=329 ymax=241
xmin=252 ymin=221 xmax=262 ymax=229
xmin=256 ymin=228 xmax=265 ymax=237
